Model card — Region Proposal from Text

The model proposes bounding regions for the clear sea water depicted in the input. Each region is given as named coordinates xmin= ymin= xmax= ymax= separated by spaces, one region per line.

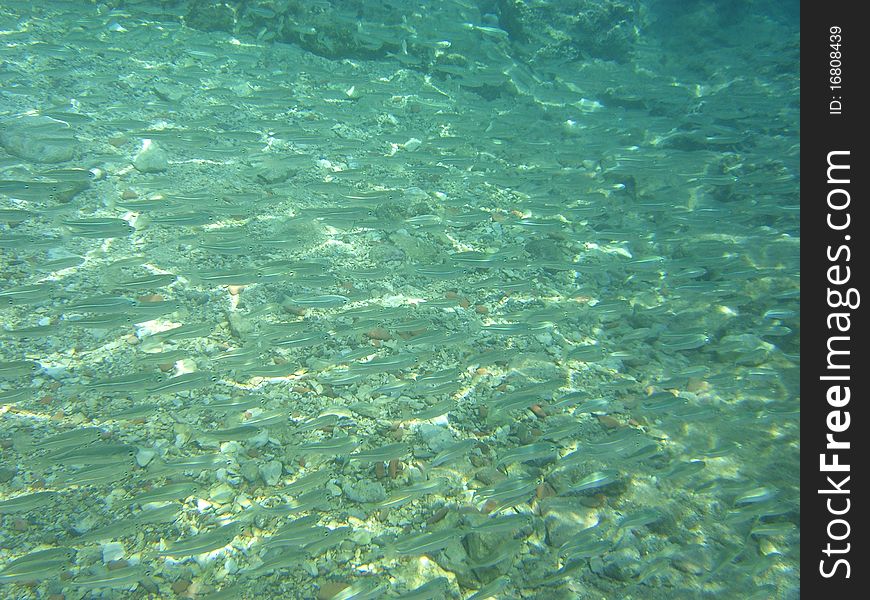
xmin=0 ymin=1 xmax=799 ymax=598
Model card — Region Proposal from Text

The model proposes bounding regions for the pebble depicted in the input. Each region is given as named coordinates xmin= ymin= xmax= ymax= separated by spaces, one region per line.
xmin=342 ymin=480 xmax=386 ymax=503
xmin=366 ymin=327 xmax=391 ymax=341
xmin=418 ymin=422 xmax=454 ymax=454
xmin=133 ymin=139 xmax=169 ymax=173
xmin=259 ymin=460 xmax=283 ymax=486
xmin=209 ymin=483 xmax=235 ymax=504
xmin=102 ymin=542 xmax=125 ymax=563
xmin=0 ymin=466 xmax=16 ymax=483
xmin=240 ymin=461 xmax=260 ymax=484
xmin=136 ymin=447 xmax=157 ymax=467
xmin=171 ymin=579 xmax=191 ymax=595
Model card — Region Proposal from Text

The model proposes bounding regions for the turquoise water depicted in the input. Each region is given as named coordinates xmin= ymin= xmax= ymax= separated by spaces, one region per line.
xmin=0 ymin=1 xmax=799 ymax=598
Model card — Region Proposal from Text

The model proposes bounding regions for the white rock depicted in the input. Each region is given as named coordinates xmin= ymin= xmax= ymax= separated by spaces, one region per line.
xmin=209 ymin=483 xmax=235 ymax=504
xmin=102 ymin=542 xmax=125 ymax=563
xmin=133 ymin=139 xmax=169 ymax=173
xmin=72 ymin=514 xmax=99 ymax=535
xmin=403 ymin=137 xmax=422 ymax=152
xmin=136 ymin=447 xmax=156 ymax=467
xmin=417 ymin=422 xmax=454 ymax=453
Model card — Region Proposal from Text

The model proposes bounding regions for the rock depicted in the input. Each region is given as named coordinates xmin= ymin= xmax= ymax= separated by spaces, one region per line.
xmin=0 ymin=466 xmax=16 ymax=483
xmin=525 ymin=239 xmax=566 ymax=261
xmin=0 ymin=115 xmax=77 ymax=163
xmin=153 ymin=83 xmax=186 ymax=103
xmin=418 ymin=423 xmax=454 ymax=454
xmin=133 ymin=139 xmax=169 ymax=173
xmin=435 ymin=538 xmax=474 ymax=587
xmin=240 ymin=461 xmax=260 ymax=484
xmin=260 ymin=460 xmax=283 ymax=486
xmin=72 ymin=514 xmax=99 ymax=535
xmin=602 ymin=546 xmax=641 ymax=582
xmin=474 ymin=468 xmax=500 ymax=486
xmin=342 ymin=480 xmax=386 ymax=503
xmin=101 ymin=542 xmax=125 ymax=563
xmin=446 ymin=529 xmax=513 ymax=586
xmin=225 ymin=311 xmax=252 ymax=340
xmin=540 ymin=498 xmax=600 ymax=548
xmin=253 ymin=156 xmax=297 ymax=184
xmin=208 ymin=483 xmax=235 ymax=504
xmin=715 ymin=334 xmax=775 ymax=366
xmin=368 ymin=243 xmax=405 ymax=264
xmin=135 ymin=448 xmax=157 ymax=467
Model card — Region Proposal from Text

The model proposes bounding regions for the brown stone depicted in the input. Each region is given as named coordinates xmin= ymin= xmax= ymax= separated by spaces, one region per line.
xmin=529 ymin=404 xmax=547 ymax=419
xmin=426 ymin=506 xmax=449 ymax=525
xmin=171 ymin=579 xmax=191 ymax=595
xmin=597 ymin=415 xmax=621 ymax=429
xmin=366 ymin=327 xmax=391 ymax=341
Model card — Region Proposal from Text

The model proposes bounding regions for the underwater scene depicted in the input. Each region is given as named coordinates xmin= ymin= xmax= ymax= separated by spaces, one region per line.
xmin=0 ymin=0 xmax=799 ymax=598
